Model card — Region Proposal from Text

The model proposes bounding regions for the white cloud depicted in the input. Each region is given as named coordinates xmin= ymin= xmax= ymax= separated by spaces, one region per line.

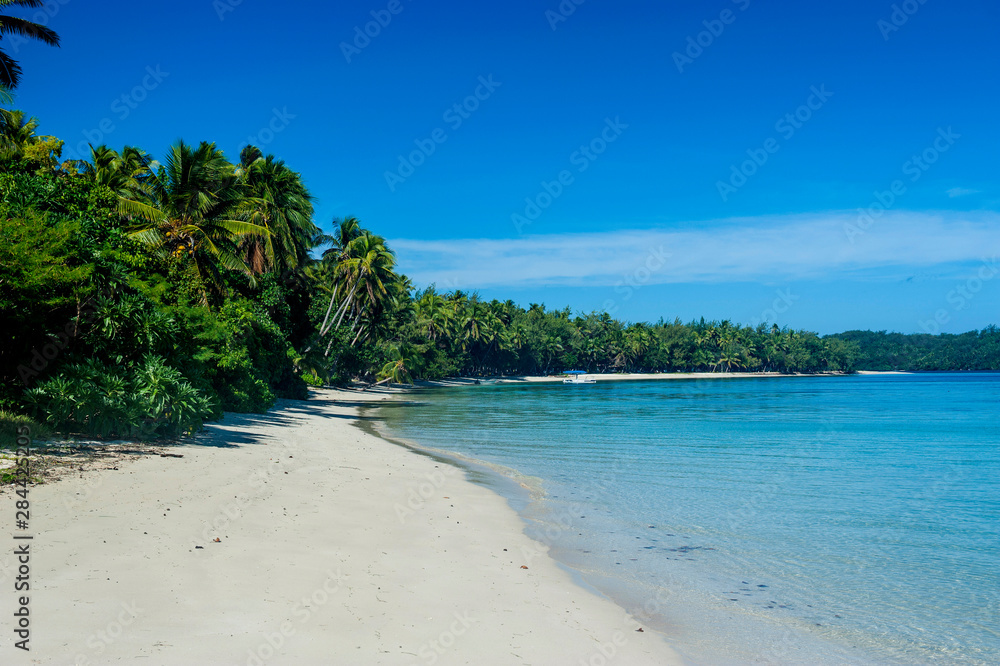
xmin=946 ymin=187 xmax=980 ymax=198
xmin=391 ymin=211 xmax=1000 ymax=288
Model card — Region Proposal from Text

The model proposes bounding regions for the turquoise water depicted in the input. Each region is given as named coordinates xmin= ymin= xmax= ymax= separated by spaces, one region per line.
xmin=375 ymin=374 xmax=1000 ymax=665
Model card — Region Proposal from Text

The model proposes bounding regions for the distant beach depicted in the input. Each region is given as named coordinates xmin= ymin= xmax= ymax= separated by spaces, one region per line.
xmin=412 ymin=369 xmax=909 ymax=388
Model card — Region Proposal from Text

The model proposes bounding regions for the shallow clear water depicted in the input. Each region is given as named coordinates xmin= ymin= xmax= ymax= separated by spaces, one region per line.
xmin=375 ymin=374 xmax=1000 ymax=664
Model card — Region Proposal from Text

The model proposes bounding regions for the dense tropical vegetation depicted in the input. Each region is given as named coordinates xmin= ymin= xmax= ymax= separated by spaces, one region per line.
xmin=2 ymin=110 xmax=998 ymax=443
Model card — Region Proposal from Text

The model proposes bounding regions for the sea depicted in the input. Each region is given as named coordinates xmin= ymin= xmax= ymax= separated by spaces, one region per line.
xmin=372 ymin=373 xmax=1000 ymax=665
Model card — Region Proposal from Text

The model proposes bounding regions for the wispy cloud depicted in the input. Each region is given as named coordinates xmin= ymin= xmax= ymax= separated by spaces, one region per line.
xmin=391 ymin=211 xmax=1000 ymax=288
xmin=946 ymin=187 xmax=980 ymax=198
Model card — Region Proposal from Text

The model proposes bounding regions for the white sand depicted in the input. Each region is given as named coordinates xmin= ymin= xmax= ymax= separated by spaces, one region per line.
xmin=1 ymin=388 xmax=683 ymax=665
xmin=419 ymin=370 xmax=883 ymax=387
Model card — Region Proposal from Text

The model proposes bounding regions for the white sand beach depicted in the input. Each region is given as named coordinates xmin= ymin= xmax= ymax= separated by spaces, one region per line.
xmin=2 ymin=388 xmax=683 ymax=665
xmin=416 ymin=370 xmax=891 ymax=387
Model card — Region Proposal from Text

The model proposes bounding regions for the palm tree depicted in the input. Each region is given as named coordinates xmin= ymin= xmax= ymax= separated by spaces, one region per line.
xmin=0 ymin=1 xmax=60 ymax=90
xmin=339 ymin=231 xmax=397 ymax=331
xmin=376 ymin=343 xmax=417 ymax=386
xmin=415 ymin=290 xmax=455 ymax=341
xmin=82 ymin=145 xmax=157 ymax=216
xmin=317 ymin=229 xmax=397 ymax=355
xmin=473 ymin=307 xmax=506 ymax=374
xmin=236 ymin=146 xmax=318 ymax=274
xmin=0 ymin=107 xmax=35 ymax=158
xmin=507 ymin=322 xmax=526 ymax=351
xmin=539 ymin=335 xmax=564 ymax=375
xmin=122 ymin=140 xmax=270 ymax=301
xmin=0 ymin=107 xmax=59 ymax=169
xmin=315 ymin=216 xmax=363 ymax=338
xmin=458 ymin=296 xmax=488 ymax=349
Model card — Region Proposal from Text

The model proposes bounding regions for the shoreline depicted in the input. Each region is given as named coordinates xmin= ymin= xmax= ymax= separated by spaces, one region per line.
xmin=367 ymin=375 xmax=910 ymax=665
xmin=407 ymin=369 xmax=910 ymax=388
xmin=2 ymin=388 xmax=684 ymax=665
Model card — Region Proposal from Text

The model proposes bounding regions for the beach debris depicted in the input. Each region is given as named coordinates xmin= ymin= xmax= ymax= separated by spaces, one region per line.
xmin=636 ymin=628 xmax=644 ymax=632
xmin=160 ymin=453 xmax=183 ymax=458
xmin=520 ymin=565 xmax=528 ymax=569
xmin=195 ymin=546 xmax=203 ymax=549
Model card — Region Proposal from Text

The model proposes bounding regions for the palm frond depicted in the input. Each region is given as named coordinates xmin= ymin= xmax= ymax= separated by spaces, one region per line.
xmin=0 ymin=49 xmax=22 ymax=90
xmin=0 ymin=16 xmax=60 ymax=46
xmin=118 ymin=198 xmax=164 ymax=224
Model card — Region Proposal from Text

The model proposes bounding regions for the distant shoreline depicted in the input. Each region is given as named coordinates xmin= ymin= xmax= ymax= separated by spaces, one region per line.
xmin=405 ymin=369 xmax=911 ymax=388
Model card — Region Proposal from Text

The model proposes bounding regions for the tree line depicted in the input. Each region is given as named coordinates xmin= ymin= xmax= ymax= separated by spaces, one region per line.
xmin=1 ymin=109 xmax=998 ymax=442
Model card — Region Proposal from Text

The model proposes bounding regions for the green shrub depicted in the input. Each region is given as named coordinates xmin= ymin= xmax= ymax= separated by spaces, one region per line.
xmin=300 ymin=371 xmax=323 ymax=387
xmin=211 ymin=300 xmax=305 ymax=410
xmin=0 ymin=410 xmax=53 ymax=449
xmin=26 ymin=356 xmax=212 ymax=440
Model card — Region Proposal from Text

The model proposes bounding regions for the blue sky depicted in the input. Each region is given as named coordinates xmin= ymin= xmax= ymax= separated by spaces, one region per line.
xmin=6 ymin=0 xmax=1000 ymax=334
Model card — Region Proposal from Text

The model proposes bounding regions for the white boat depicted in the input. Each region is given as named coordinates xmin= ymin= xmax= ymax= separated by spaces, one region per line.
xmin=562 ymin=371 xmax=596 ymax=384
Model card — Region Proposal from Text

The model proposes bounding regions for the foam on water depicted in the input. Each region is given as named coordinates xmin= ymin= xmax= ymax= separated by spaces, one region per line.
xmin=375 ymin=374 xmax=1000 ymax=664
